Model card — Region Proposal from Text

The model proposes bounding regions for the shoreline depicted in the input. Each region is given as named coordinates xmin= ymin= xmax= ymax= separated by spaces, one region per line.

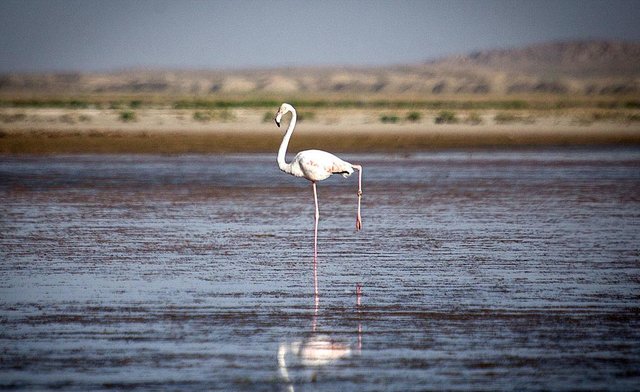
xmin=1 ymin=107 xmax=639 ymax=153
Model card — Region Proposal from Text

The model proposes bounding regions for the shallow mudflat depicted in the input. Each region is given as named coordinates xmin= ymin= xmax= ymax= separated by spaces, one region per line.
xmin=1 ymin=150 xmax=639 ymax=390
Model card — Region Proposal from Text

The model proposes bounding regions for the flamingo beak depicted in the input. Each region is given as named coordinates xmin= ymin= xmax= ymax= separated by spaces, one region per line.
xmin=274 ymin=112 xmax=282 ymax=127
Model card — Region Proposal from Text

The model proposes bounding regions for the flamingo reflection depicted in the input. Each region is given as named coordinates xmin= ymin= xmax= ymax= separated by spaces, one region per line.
xmin=278 ymin=284 xmax=363 ymax=391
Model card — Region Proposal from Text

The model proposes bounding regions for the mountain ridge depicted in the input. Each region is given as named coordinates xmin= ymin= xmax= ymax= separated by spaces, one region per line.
xmin=430 ymin=40 xmax=640 ymax=77
xmin=1 ymin=40 xmax=638 ymax=96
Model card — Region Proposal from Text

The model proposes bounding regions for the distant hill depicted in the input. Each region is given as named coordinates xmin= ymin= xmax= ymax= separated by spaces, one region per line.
xmin=1 ymin=40 xmax=639 ymax=97
xmin=431 ymin=40 xmax=640 ymax=77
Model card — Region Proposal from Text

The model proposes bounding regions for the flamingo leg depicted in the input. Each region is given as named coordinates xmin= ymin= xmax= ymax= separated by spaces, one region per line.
xmin=312 ymin=181 xmax=319 ymax=304
xmin=352 ymin=164 xmax=363 ymax=230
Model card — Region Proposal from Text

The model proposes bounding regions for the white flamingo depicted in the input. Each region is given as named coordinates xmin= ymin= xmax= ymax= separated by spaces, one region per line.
xmin=274 ymin=103 xmax=363 ymax=299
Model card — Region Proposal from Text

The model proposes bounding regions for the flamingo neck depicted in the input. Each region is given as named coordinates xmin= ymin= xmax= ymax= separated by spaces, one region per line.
xmin=277 ymin=107 xmax=297 ymax=174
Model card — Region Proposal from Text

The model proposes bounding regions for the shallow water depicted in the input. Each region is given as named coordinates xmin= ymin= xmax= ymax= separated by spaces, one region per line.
xmin=1 ymin=149 xmax=639 ymax=391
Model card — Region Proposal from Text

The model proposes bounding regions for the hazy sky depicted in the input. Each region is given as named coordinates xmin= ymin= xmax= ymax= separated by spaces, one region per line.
xmin=1 ymin=0 xmax=639 ymax=72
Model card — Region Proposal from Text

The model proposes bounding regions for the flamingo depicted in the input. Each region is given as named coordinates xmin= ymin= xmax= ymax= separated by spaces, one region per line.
xmin=274 ymin=103 xmax=363 ymax=300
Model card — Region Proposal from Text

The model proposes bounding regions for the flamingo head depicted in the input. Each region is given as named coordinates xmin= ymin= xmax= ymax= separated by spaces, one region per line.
xmin=274 ymin=103 xmax=293 ymax=128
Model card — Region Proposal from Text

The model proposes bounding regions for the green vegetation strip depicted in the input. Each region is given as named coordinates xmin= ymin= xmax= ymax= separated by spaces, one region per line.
xmin=2 ymin=97 xmax=639 ymax=110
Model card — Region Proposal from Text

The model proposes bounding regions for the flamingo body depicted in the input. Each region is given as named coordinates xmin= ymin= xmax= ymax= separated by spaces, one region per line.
xmin=287 ymin=149 xmax=355 ymax=181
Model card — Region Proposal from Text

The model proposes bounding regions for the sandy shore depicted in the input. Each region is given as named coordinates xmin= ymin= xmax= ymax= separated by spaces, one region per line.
xmin=1 ymin=107 xmax=639 ymax=153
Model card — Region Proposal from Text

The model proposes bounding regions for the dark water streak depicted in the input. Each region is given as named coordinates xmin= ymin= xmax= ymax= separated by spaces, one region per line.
xmin=1 ymin=149 xmax=639 ymax=391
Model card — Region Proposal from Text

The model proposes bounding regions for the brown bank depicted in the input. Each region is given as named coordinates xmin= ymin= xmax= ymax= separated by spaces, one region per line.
xmin=2 ymin=128 xmax=640 ymax=154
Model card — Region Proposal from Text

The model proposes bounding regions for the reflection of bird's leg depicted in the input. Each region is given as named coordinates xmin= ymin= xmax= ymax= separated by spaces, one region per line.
xmin=312 ymin=307 xmax=318 ymax=332
xmin=352 ymin=165 xmax=363 ymax=231
xmin=356 ymin=283 xmax=362 ymax=353
xmin=312 ymin=182 xmax=319 ymax=302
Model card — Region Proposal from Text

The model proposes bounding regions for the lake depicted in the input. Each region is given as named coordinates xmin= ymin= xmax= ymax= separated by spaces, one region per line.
xmin=1 ymin=149 xmax=639 ymax=390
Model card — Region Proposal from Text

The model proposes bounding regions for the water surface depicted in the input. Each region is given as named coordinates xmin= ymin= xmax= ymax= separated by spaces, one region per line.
xmin=1 ymin=149 xmax=639 ymax=390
